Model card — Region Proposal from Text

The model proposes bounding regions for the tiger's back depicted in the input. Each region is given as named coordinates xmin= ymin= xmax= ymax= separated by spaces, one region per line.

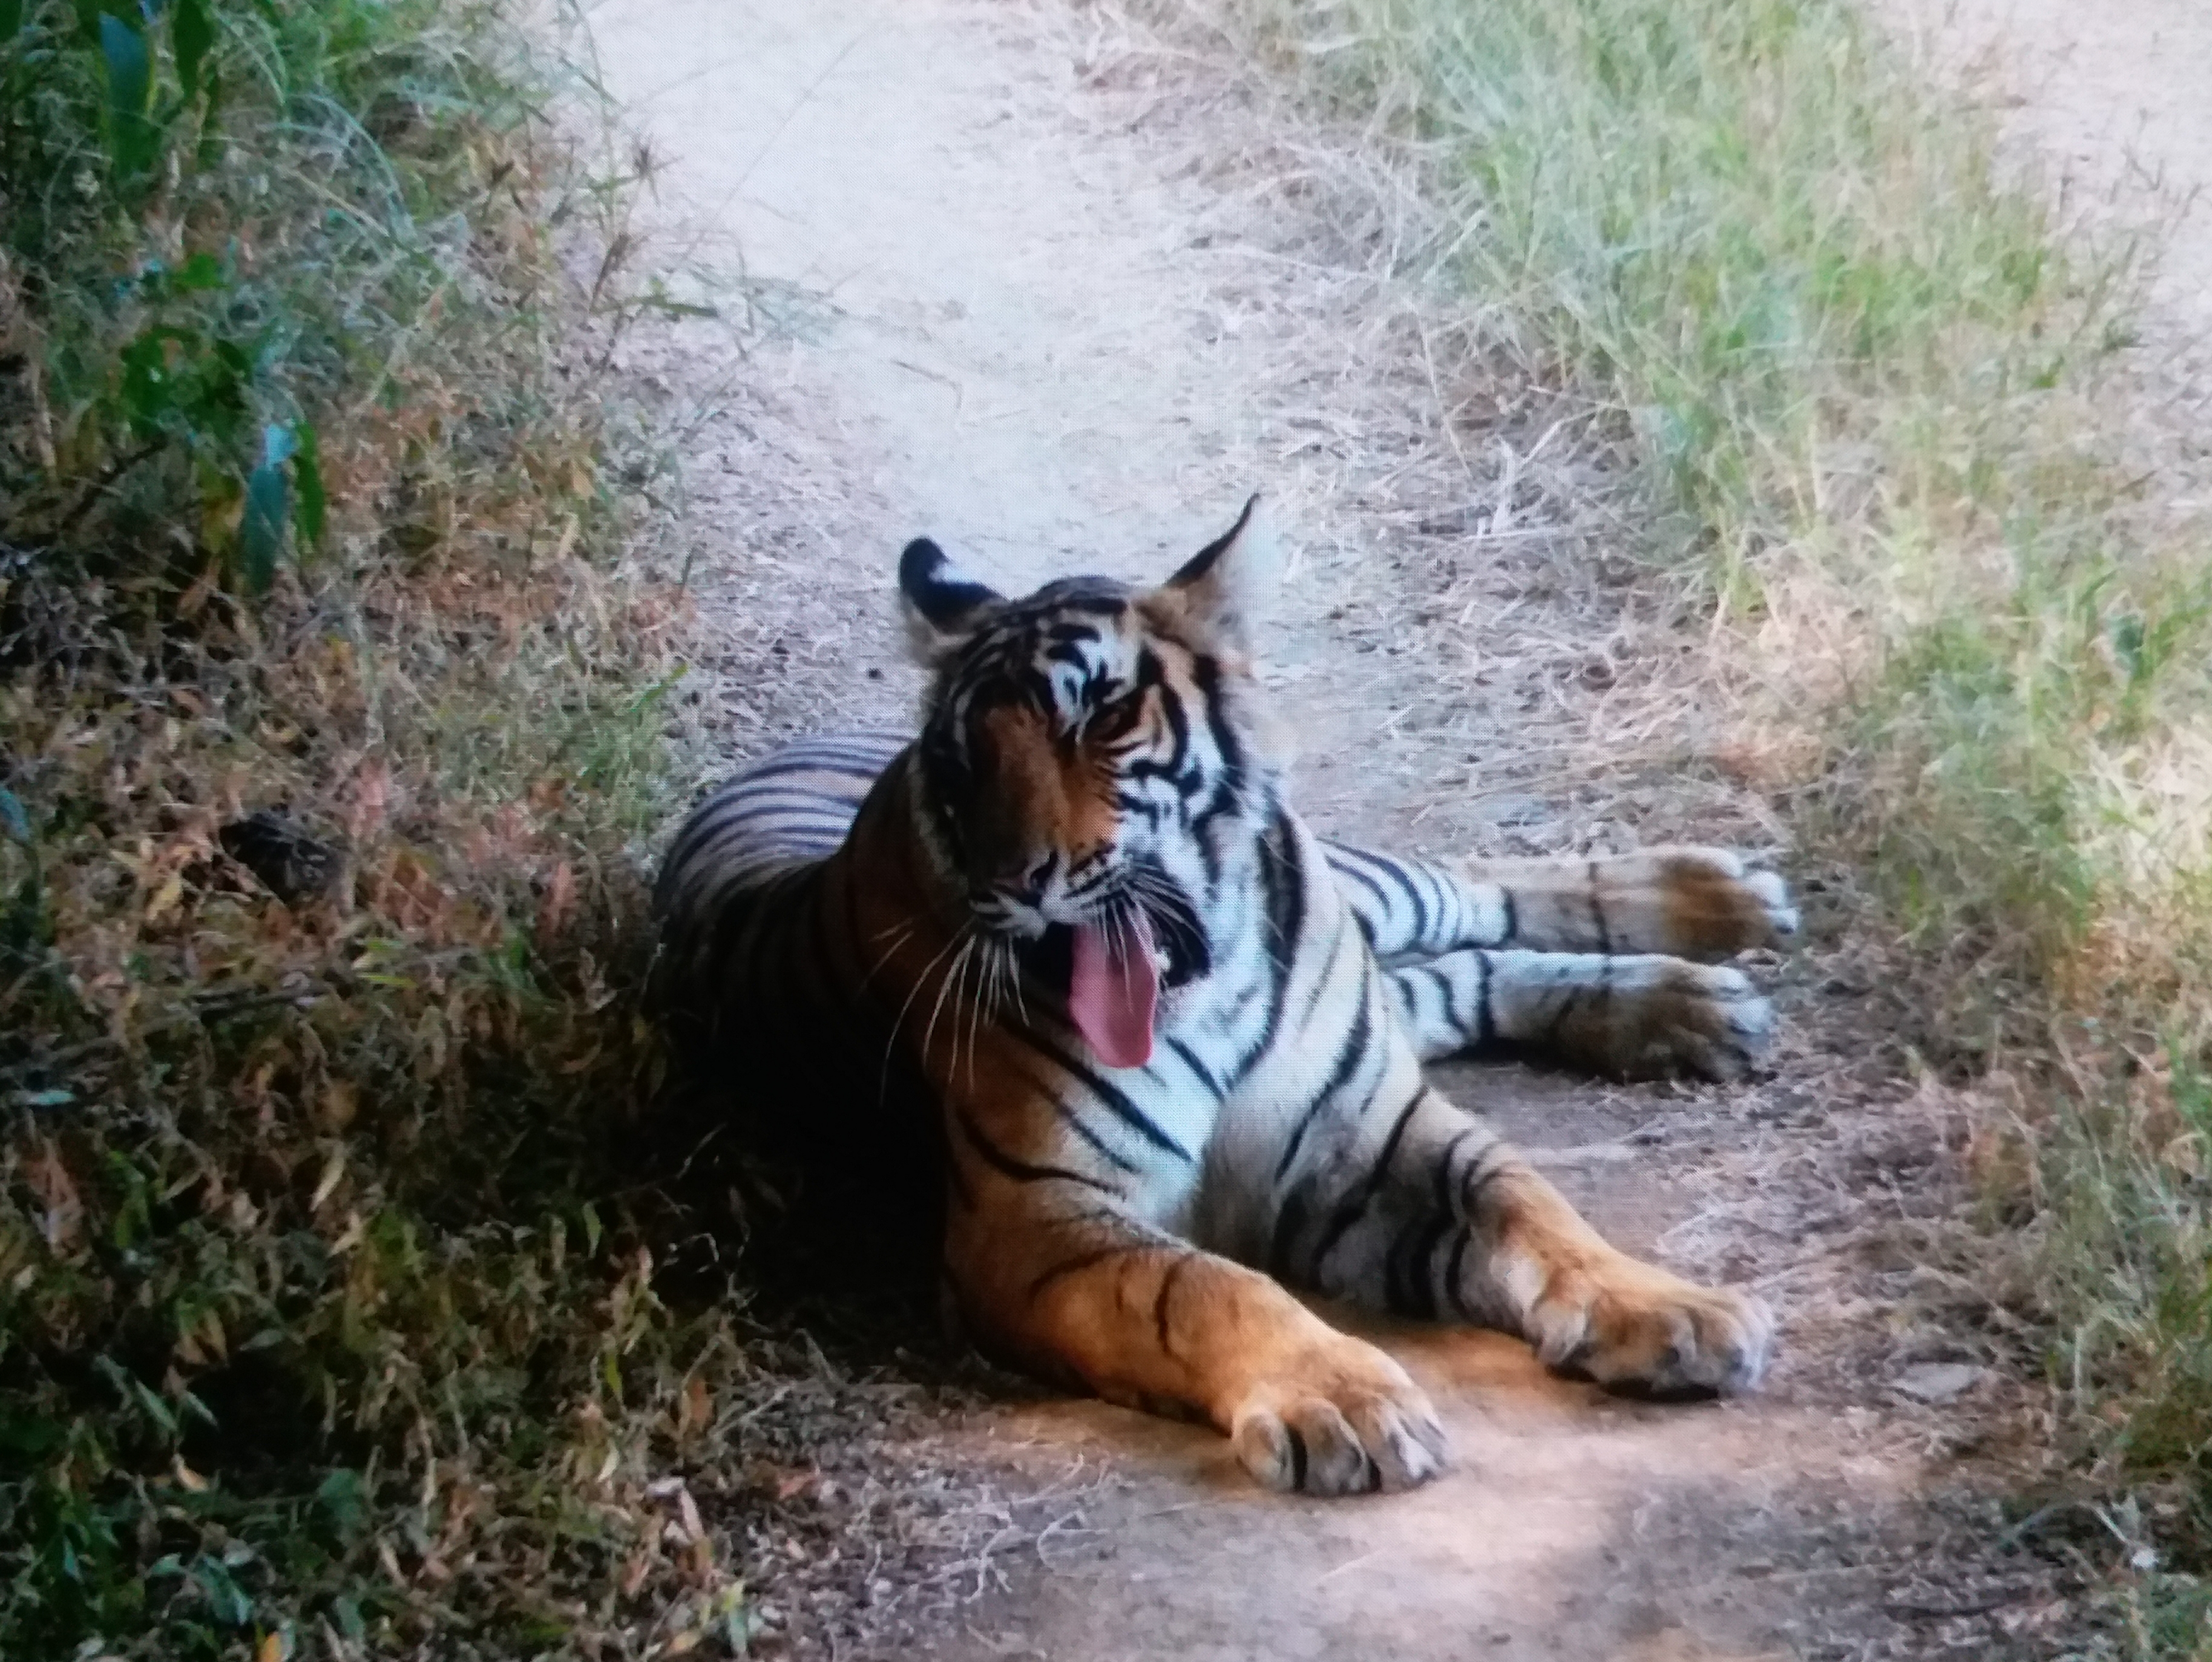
xmin=650 ymin=731 xmax=950 ymax=1268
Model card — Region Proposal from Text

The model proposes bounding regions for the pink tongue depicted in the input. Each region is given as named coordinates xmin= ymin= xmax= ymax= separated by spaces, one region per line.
xmin=1068 ymin=912 xmax=1159 ymax=1069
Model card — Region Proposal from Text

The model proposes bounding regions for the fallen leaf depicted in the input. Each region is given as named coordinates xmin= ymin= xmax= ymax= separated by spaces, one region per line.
xmin=311 ymin=1147 xmax=347 ymax=1211
xmin=28 ymin=1142 xmax=83 ymax=1251
xmin=677 ymin=1375 xmax=711 ymax=1441
xmin=538 ymin=858 xmax=577 ymax=938
xmin=678 ymin=1487 xmax=705 ymax=1544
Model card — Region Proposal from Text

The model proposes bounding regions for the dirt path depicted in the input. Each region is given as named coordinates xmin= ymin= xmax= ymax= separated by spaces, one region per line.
xmin=1872 ymin=0 xmax=2212 ymax=423
xmin=586 ymin=2 xmax=2063 ymax=1655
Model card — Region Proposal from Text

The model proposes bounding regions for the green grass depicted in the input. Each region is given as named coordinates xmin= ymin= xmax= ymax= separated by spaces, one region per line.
xmin=0 ymin=2 xmax=792 ymax=1655
xmin=1157 ymin=0 xmax=2212 ymax=1642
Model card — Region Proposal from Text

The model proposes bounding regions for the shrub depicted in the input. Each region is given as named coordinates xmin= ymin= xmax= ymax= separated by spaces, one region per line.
xmin=0 ymin=3 xmax=769 ymax=1654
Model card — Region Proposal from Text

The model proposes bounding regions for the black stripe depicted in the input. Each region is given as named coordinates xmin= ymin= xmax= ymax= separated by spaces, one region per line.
xmin=1375 ymin=856 xmax=1433 ymax=945
xmin=957 ymin=1111 xmax=1121 ymax=1195
xmin=1589 ymin=862 xmax=1611 ymax=954
xmin=684 ymin=792 xmax=859 ymax=833
xmin=1327 ymin=854 xmax=1394 ymax=917
xmin=1187 ymin=653 xmax=1242 ymax=814
xmin=1274 ymin=993 xmax=1374 ymax=1183
xmin=1165 ymin=1037 xmax=1224 ymax=1099
xmin=1443 ymin=1228 xmax=1474 ymax=1319
xmin=1266 ymin=1191 xmax=1311 ymax=1281
xmin=1459 ymin=1145 xmax=1513 ymax=1219
xmin=1153 ymin=1253 xmax=1193 ymax=1355
xmin=1416 ymin=861 xmax=1453 ymax=947
xmin=1027 ymin=1243 xmax=1145 ymax=1299
xmin=1253 ymin=806 xmax=1307 ymax=1056
xmin=735 ymin=750 xmax=899 ymax=786
xmin=1416 ymin=964 xmax=1454 ymax=1037
xmin=1126 ymin=722 xmax=1191 ymax=787
xmin=1305 ymin=1091 xmax=1427 ymax=1278
xmin=990 ymin=1053 xmax=1146 ymax=1174
xmin=1392 ymin=1212 xmax=1455 ymax=1320
xmin=1020 ymin=1034 xmax=1193 ymax=1162
xmin=1498 ymin=888 xmax=1518 ymax=946
xmin=1284 ymin=1424 xmax=1310 ymax=1492
xmin=1432 ymin=1126 xmax=1478 ymax=1215
xmin=1048 ymin=1096 xmax=1144 ymax=1175
xmin=1289 ymin=920 xmax=1356 ymax=1045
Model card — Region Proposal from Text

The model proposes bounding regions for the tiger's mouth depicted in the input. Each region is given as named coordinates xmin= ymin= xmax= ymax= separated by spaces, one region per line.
xmin=1009 ymin=883 xmax=1212 ymax=1069
xmin=1013 ymin=895 xmax=1209 ymax=999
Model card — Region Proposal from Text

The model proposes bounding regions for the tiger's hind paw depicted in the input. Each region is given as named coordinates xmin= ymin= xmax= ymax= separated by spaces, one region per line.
xmin=1601 ymin=958 xmax=1776 ymax=1081
xmin=1632 ymin=848 xmax=1799 ymax=960
xmin=1229 ymin=1342 xmax=1450 ymax=1496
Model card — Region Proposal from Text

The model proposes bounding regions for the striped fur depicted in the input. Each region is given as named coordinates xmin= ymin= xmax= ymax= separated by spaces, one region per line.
xmin=654 ymin=498 xmax=1795 ymax=1496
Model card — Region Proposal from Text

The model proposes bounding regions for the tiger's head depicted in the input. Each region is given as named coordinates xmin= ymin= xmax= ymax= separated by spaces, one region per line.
xmin=896 ymin=496 xmax=1286 ymax=1067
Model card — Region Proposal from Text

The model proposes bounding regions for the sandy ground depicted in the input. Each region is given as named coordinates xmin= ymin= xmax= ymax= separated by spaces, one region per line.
xmin=581 ymin=1 xmax=2098 ymax=1655
xmin=1874 ymin=0 xmax=2212 ymax=436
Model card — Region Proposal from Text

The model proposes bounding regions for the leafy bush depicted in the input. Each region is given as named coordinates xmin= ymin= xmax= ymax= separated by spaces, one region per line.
xmin=0 ymin=3 xmax=782 ymax=1654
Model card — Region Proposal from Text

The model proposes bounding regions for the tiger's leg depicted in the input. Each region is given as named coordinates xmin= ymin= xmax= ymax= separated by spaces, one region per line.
xmin=1325 ymin=840 xmax=1797 ymax=962
xmin=1275 ymin=1086 xmax=1772 ymax=1394
xmin=942 ymin=1180 xmax=1449 ymax=1496
xmin=1384 ymin=947 xmax=1775 ymax=1079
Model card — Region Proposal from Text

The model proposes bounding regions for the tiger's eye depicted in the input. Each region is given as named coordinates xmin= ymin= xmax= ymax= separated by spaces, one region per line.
xmin=1089 ymin=693 xmax=1145 ymax=743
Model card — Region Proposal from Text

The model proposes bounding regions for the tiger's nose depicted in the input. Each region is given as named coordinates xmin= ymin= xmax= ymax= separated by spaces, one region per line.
xmin=998 ymin=852 xmax=1058 ymax=907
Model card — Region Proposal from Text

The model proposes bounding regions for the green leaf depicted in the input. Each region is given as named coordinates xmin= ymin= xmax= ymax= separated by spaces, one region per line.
xmin=292 ymin=421 xmax=327 ymax=552
xmin=315 ymin=1468 xmax=369 ymax=1543
xmin=195 ymin=64 xmax=225 ymax=168
xmin=0 ymin=1408 xmax=66 ymax=1457
xmin=1 ymin=0 xmax=24 ymax=40
xmin=240 ymin=457 xmax=289 ymax=594
xmin=192 ymin=1556 xmax=254 ymax=1626
xmin=171 ymin=0 xmax=213 ymax=99
xmin=99 ymin=11 xmax=160 ymax=180
xmin=131 ymin=1378 xmax=179 ymax=1439
xmin=120 ymin=329 xmax=179 ymax=437
xmin=333 ymin=1594 xmax=367 ymax=1641
xmin=174 ymin=250 xmax=225 ymax=291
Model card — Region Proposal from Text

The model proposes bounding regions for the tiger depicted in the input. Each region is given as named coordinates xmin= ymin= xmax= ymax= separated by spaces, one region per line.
xmin=652 ymin=496 xmax=1796 ymax=1496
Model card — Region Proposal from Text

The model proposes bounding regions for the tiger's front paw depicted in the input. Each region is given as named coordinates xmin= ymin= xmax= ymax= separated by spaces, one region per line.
xmin=1522 ymin=1252 xmax=1774 ymax=1396
xmin=1228 ymin=1336 xmax=1450 ymax=1496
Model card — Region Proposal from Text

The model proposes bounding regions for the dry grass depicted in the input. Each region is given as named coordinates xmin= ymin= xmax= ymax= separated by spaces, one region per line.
xmin=1094 ymin=0 xmax=2212 ymax=1644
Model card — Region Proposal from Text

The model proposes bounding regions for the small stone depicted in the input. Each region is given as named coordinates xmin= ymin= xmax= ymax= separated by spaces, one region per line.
xmin=1891 ymin=1363 xmax=1984 ymax=1404
xmin=1474 ymin=793 xmax=1547 ymax=828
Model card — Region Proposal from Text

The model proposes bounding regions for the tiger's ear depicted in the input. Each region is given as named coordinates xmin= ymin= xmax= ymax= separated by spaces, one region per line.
xmin=1161 ymin=493 xmax=1279 ymax=650
xmin=899 ymin=537 xmax=1003 ymax=662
